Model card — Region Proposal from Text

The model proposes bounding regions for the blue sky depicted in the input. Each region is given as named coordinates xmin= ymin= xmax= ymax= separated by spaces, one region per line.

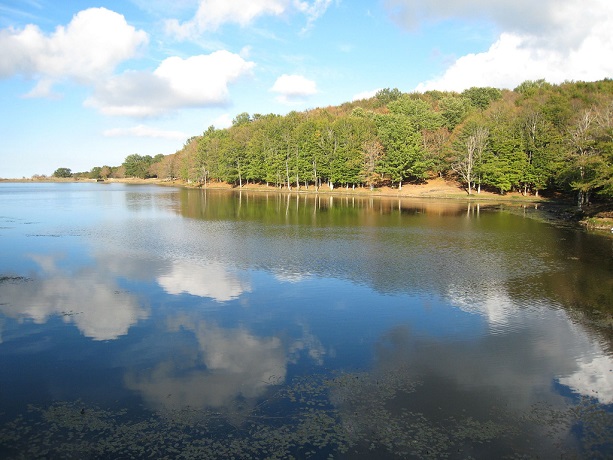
xmin=1 ymin=0 xmax=612 ymax=178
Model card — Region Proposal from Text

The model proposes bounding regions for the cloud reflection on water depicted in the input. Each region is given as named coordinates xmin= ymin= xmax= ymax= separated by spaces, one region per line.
xmin=446 ymin=281 xmax=528 ymax=331
xmin=126 ymin=317 xmax=285 ymax=412
xmin=431 ymin=284 xmax=613 ymax=406
xmin=559 ymin=352 xmax=613 ymax=404
xmin=0 ymin=254 xmax=149 ymax=341
xmin=125 ymin=314 xmax=327 ymax=416
xmin=157 ymin=260 xmax=251 ymax=301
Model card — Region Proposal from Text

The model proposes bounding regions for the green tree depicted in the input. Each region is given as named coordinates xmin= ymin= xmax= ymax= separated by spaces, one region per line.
xmin=481 ymin=105 xmax=524 ymax=194
xmin=422 ymin=127 xmax=452 ymax=178
xmin=123 ymin=154 xmax=154 ymax=179
xmin=461 ymin=87 xmax=503 ymax=110
xmin=224 ymin=124 xmax=251 ymax=186
xmin=388 ymin=95 xmax=445 ymax=131
xmin=232 ymin=112 xmax=251 ymax=127
xmin=374 ymin=88 xmax=402 ymax=107
xmin=260 ymin=115 xmax=287 ymax=187
xmin=439 ymin=96 xmax=472 ymax=130
xmin=561 ymin=108 xmax=610 ymax=207
xmin=295 ymin=116 xmax=323 ymax=189
xmin=89 ymin=166 xmax=102 ymax=179
xmin=375 ymin=113 xmax=428 ymax=188
xmin=516 ymin=108 xmax=559 ymax=196
xmin=329 ymin=116 xmax=372 ymax=188
xmin=514 ymin=79 xmax=552 ymax=97
xmin=197 ymin=127 xmax=230 ymax=185
xmin=591 ymin=100 xmax=613 ymax=198
xmin=53 ymin=167 xmax=72 ymax=178
xmin=315 ymin=124 xmax=338 ymax=189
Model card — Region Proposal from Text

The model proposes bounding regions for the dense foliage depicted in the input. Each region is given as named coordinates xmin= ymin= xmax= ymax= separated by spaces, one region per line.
xmin=88 ymin=79 xmax=613 ymax=205
xmin=52 ymin=167 xmax=72 ymax=178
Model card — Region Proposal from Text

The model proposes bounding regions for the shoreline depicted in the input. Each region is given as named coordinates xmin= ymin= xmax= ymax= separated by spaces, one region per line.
xmin=3 ymin=176 xmax=611 ymax=233
xmin=3 ymin=176 xmax=548 ymax=201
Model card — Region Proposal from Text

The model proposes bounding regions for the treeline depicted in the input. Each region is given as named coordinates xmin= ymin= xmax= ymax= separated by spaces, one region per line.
xmin=78 ymin=79 xmax=613 ymax=206
xmin=54 ymin=153 xmax=166 ymax=182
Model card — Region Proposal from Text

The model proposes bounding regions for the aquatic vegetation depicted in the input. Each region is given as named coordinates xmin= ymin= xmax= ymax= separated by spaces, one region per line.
xmin=2 ymin=184 xmax=613 ymax=460
xmin=0 ymin=276 xmax=30 ymax=283
xmin=2 ymin=367 xmax=610 ymax=459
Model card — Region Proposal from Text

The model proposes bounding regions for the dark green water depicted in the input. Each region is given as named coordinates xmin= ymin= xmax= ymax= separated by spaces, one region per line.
xmin=0 ymin=182 xmax=612 ymax=459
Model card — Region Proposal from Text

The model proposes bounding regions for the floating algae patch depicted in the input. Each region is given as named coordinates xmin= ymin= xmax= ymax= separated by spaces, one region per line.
xmin=0 ymin=276 xmax=30 ymax=283
xmin=323 ymin=367 xmax=514 ymax=459
xmin=0 ymin=369 xmax=414 ymax=459
xmin=0 ymin=398 xmax=347 ymax=460
xmin=527 ymin=397 xmax=613 ymax=457
xmin=1 ymin=370 xmax=611 ymax=459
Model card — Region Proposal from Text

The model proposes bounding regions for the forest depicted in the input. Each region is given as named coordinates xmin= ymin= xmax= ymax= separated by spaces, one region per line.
xmin=68 ymin=79 xmax=613 ymax=207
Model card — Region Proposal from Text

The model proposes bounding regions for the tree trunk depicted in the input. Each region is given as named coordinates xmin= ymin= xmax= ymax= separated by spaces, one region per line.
xmin=579 ymin=190 xmax=592 ymax=208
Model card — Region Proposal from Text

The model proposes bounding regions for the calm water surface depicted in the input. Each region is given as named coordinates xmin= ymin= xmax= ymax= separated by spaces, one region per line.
xmin=0 ymin=182 xmax=612 ymax=459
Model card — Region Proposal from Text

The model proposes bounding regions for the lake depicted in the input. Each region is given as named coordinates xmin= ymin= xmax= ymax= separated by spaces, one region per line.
xmin=0 ymin=182 xmax=612 ymax=459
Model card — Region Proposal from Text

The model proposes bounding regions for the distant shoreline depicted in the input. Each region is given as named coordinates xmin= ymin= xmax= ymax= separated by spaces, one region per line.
xmin=3 ymin=176 xmax=611 ymax=232
xmin=0 ymin=176 xmax=547 ymax=201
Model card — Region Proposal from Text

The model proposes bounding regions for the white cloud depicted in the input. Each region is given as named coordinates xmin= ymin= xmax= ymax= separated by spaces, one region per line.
xmin=294 ymin=0 xmax=333 ymax=32
xmin=165 ymin=0 xmax=333 ymax=39
xmin=22 ymin=78 xmax=58 ymax=99
xmin=165 ymin=0 xmax=289 ymax=38
xmin=85 ymin=51 xmax=255 ymax=117
xmin=103 ymin=125 xmax=187 ymax=140
xmin=352 ymin=88 xmax=380 ymax=101
xmin=384 ymin=0 xmax=594 ymax=41
xmin=239 ymin=45 xmax=252 ymax=58
xmin=0 ymin=8 xmax=148 ymax=96
xmin=406 ymin=0 xmax=613 ymax=91
xmin=211 ymin=113 xmax=233 ymax=129
xmin=270 ymin=73 xmax=317 ymax=104
xmin=416 ymin=29 xmax=613 ymax=92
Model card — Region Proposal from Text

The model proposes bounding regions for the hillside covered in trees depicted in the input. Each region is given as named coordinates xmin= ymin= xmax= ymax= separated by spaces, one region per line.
xmin=73 ymin=79 xmax=613 ymax=207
